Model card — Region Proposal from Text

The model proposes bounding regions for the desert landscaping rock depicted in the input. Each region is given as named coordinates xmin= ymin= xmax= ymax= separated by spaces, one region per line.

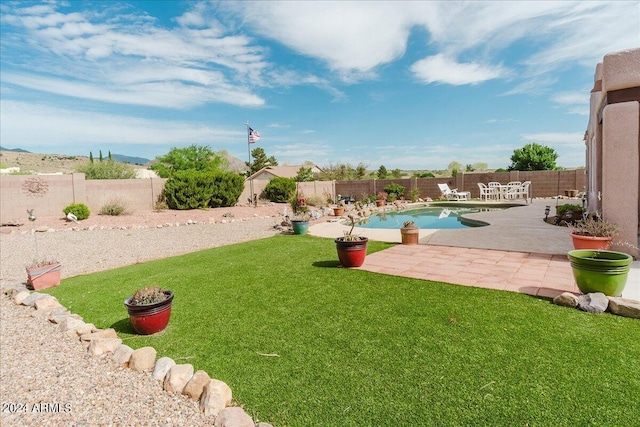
xmin=129 ymin=346 xmax=157 ymax=372
xmin=577 ymin=292 xmax=609 ymax=314
xmin=13 ymin=290 xmax=30 ymax=305
xmin=553 ymin=292 xmax=579 ymax=308
xmin=183 ymin=370 xmax=211 ymax=400
xmin=607 ymin=297 xmax=640 ymax=319
xmin=200 ymin=379 xmax=233 ymax=417
xmin=21 ymin=292 xmax=51 ymax=306
xmin=58 ymin=316 xmax=86 ymax=333
xmin=153 ymin=356 xmax=176 ymax=380
xmin=88 ymin=337 xmax=122 ymax=356
xmin=112 ymin=344 xmax=134 ymax=365
xmin=164 ymin=363 xmax=194 ymax=394
xmin=214 ymin=407 xmax=255 ymax=427
xmin=80 ymin=328 xmax=118 ymax=342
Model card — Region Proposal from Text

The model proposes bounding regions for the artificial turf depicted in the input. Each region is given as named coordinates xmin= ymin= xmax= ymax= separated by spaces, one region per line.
xmin=45 ymin=234 xmax=640 ymax=426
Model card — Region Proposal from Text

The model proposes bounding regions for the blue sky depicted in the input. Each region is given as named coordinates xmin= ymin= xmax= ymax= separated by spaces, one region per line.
xmin=1 ymin=1 xmax=638 ymax=170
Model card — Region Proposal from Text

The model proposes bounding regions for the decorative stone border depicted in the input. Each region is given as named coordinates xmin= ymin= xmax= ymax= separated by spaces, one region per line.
xmin=6 ymin=286 xmax=274 ymax=427
xmin=553 ymin=291 xmax=640 ymax=318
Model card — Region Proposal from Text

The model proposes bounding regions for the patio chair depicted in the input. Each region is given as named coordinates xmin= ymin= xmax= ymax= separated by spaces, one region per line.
xmin=477 ymin=183 xmax=497 ymax=201
xmin=438 ymin=183 xmax=470 ymax=201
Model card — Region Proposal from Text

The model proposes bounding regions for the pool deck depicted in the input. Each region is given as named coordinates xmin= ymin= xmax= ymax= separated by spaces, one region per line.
xmin=309 ymin=199 xmax=640 ymax=301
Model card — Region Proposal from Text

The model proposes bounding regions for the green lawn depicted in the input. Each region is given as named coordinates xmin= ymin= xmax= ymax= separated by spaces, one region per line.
xmin=45 ymin=235 xmax=640 ymax=426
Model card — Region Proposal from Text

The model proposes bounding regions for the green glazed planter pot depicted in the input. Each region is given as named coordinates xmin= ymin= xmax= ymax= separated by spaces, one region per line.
xmin=291 ymin=220 xmax=310 ymax=235
xmin=567 ymin=250 xmax=633 ymax=296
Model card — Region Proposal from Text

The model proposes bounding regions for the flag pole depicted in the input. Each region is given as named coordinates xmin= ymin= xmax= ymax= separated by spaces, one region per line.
xmin=245 ymin=121 xmax=255 ymax=207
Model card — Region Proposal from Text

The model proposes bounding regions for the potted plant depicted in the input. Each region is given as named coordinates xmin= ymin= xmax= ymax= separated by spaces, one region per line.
xmin=24 ymin=208 xmax=62 ymax=290
xmin=376 ymin=191 xmax=388 ymax=207
xmin=290 ymin=192 xmax=310 ymax=235
xmin=568 ymin=250 xmax=632 ymax=296
xmin=333 ymin=201 xmax=345 ymax=217
xmin=334 ymin=215 xmax=368 ymax=267
xmin=124 ymin=286 xmax=174 ymax=335
xmin=568 ymin=214 xmax=619 ymax=250
xmin=400 ymin=220 xmax=419 ymax=245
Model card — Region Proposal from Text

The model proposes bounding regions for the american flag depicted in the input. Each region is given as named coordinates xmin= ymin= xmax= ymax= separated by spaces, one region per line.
xmin=248 ymin=127 xmax=261 ymax=143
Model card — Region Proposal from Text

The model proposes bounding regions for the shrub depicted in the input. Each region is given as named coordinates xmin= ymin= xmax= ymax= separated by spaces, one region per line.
xmin=264 ymin=177 xmax=296 ymax=203
xmin=76 ymin=160 xmax=136 ymax=179
xmin=129 ymin=286 xmax=168 ymax=305
xmin=154 ymin=194 xmax=168 ymax=211
xmin=63 ymin=203 xmax=90 ymax=220
xmin=163 ymin=170 xmax=216 ymax=210
xmin=306 ymin=194 xmax=326 ymax=207
xmin=100 ymin=199 xmax=128 ymax=216
xmin=209 ymin=172 xmax=244 ymax=208
xmin=555 ymin=204 xmax=584 ymax=218
xmin=408 ymin=188 xmax=420 ymax=202
xmin=163 ymin=170 xmax=244 ymax=210
xmin=384 ymin=183 xmax=405 ymax=199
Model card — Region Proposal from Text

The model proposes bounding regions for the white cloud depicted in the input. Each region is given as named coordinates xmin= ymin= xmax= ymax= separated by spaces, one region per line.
xmin=411 ymin=54 xmax=507 ymax=85
xmin=520 ymin=132 xmax=585 ymax=147
xmin=0 ymin=100 xmax=243 ymax=147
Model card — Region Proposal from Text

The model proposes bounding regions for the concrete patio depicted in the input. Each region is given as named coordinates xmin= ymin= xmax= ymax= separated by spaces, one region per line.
xmin=309 ymin=199 xmax=640 ymax=301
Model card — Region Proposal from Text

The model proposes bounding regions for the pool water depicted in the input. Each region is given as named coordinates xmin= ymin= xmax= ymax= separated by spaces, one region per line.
xmin=356 ymin=207 xmax=501 ymax=229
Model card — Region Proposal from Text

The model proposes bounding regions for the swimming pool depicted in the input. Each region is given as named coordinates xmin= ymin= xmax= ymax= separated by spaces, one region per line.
xmin=356 ymin=206 xmax=501 ymax=229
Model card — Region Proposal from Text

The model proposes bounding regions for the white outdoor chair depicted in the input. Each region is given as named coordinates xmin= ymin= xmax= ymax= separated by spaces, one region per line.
xmin=438 ymin=183 xmax=470 ymax=201
xmin=477 ymin=183 xmax=497 ymax=201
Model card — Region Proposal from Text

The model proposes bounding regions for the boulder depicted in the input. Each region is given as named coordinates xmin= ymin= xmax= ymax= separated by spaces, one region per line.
xmin=577 ymin=293 xmax=609 ymax=314
xmin=553 ymin=292 xmax=579 ymax=308
xmin=152 ymin=357 xmax=176 ymax=381
xmin=88 ymin=338 xmax=122 ymax=356
xmin=112 ymin=344 xmax=134 ymax=366
xmin=214 ymin=407 xmax=254 ymax=427
xmin=13 ymin=290 xmax=30 ymax=305
xmin=34 ymin=297 xmax=62 ymax=311
xmin=59 ymin=317 xmax=86 ymax=333
xmin=76 ymin=323 xmax=97 ymax=336
xmin=21 ymin=292 xmax=51 ymax=307
xmin=200 ymin=379 xmax=232 ymax=417
xmin=607 ymin=297 xmax=640 ymax=319
xmin=183 ymin=370 xmax=211 ymax=400
xmin=129 ymin=347 xmax=157 ymax=372
xmin=163 ymin=364 xmax=194 ymax=394
xmin=80 ymin=328 xmax=118 ymax=342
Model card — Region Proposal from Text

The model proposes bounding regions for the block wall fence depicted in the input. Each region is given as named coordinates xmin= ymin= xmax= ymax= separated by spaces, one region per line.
xmin=1 ymin=170 xmax=584 ymax=224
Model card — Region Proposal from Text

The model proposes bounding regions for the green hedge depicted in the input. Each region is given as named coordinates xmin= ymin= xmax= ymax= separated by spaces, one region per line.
xmin=264 ymin=177 xmax=296 ymax=203
xmin=163 ymin=170 xmax=244 ymax=210
xmin=63 ymin=203 xmax=90 ymax=220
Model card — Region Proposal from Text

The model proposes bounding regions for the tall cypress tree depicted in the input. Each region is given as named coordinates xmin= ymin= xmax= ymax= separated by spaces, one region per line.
xmin=89 ymin=151 xmax=94 ymax=163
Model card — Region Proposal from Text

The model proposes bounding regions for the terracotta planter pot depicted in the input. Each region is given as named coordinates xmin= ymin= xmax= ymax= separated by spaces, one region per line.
xmin=335 ymin=238 xmax=368 ymax=267
xmin=291 ymin=220 xmax=310 ymax=235
xmin=26 ymin=262 xmax=62 ymax=290
xmin=570 ymin=233 xmax=612 ymax=250
xmin=376 ymin=200 xmax=385 ymax=207
xmin=124 ymin=291 xmax=174 ymax=335
xmin=568 ymin=250 xmax=632 ymax=296
xmin=401 ymin=227 xmax=420 ymax=244
xmin=333 ymin=207 xmax=345 ymax=216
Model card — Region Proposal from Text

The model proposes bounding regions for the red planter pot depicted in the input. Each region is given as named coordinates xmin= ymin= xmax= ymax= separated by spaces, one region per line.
xmin=570 ymin=233 xmax=612 ymax=250
xmin=26 ymin=262 xmax=62 ymax=290
xmin=124 ymin=291 xmax=174 ymax=335
xmin=335 ymin=238 xmax=368 ymax=267
xmin=401 ymin=227 xmax=419 ymax=245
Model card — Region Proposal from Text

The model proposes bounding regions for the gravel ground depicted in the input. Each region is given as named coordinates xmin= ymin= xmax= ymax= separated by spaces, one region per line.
xmin=0 ymin=204 xmax=289 ymax=427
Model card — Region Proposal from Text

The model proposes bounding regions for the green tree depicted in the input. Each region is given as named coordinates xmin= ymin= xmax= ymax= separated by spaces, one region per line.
xmin=508 ymin=142 xmax=558 ymax=171
xmin=99 ymin=150 xmax=103 ymax=162
xmin=295 ymin=166 xmax=313 ymax=182
xmin=472 ymin=162 xmax=488 ymax=171
xmin=246 ymin=147 xmax=278 ymax=175
xmin=150 ymin=144 xmax=226 ymax=178
xmin=89 ymin=152 xmax=94 ymax=163
xmin=108 ymin=151 xmax=112 ymax=161
xmin=391 ymin=168 xmax=403 ymax=178
xmin=377 ymin=165 xmax=388 ymax=179
xmin=355 ymin=163 xmax=368 ymax=179
xmin=465 ymin=164 xmax=474 ymax=172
